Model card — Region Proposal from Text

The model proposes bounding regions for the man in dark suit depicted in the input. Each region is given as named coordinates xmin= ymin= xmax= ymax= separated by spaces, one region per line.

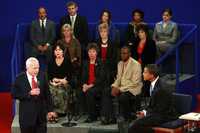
xmin=11 ymin=57 xmax=56 ymax=133
xmin=128 ymin=64 xmax=177 ymax=133
xmin=29 ymin=7 xmax=56 ymax=61
xmin=60 ymin=1 xmax=88 ymax=57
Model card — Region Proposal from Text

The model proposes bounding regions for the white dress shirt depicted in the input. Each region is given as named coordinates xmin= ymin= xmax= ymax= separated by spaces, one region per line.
xmin=39 ymin=18 xmax=47 ymax=28
xmin=142 ymin=76 xmax=159 ymax=116
xmin=70 ymin=14 xmax=77 ymax=30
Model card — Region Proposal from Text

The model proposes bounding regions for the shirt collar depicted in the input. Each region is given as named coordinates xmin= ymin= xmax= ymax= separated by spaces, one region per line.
xmin=151 ymin=76 xmax=159 ymax=89
xmin=39 ymin=18 xmax=47 ymax=22
xmin=70 ymin=14 xmax=77 ymax=19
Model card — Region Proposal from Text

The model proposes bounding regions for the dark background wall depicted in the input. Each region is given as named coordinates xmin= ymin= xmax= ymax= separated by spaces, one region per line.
xmin=0 ymin=0 xmax=199 ymax=91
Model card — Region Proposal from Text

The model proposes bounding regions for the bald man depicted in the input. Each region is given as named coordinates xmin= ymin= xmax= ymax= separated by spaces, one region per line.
xmin=28 ymin=7 xmax=56 ymax=62
xmin=11 ymin=57 xmax=56 ymax=133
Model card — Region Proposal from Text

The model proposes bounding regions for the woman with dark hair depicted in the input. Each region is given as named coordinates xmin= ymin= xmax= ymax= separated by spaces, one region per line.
xmin=153 ymin=8 xmax=178 ymax=55
xmin=125 ymin=9 xmax=147 ymax=46
xmin=79 ymin=43 xmax=105 ymax=123
xmin=132 ymin=24 xmax=157 ymax=68
xmin=47 ymin=41 xmax=72 ymax=117
xmin=95 ymin=9 xmax=120 ymax=43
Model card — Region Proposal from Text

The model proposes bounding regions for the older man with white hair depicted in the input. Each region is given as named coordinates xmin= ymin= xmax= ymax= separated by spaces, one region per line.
xmin=11 ymin=57 xmax=56 ymax=133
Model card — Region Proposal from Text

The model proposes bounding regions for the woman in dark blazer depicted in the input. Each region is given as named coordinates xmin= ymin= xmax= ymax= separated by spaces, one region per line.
xmin=96 ymin=23 xmax=118 ymax=85
xmin=131 ymin=24 xmax=157 ymax=68
xmin=79 ymin=43 xmax=105 ymax=123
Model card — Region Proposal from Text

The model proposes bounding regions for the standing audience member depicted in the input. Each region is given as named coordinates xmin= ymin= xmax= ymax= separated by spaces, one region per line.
xmin=60 ymin=1 xmax=88 ymax=57
xmin=96 ymin=23 xmax=119 ymax=124
xmin=111 ymin=46 xmax=143 ymax=122
xmin=11 ymin=57 xmax=56 ymax=133
xmin=153 ymin=8 xmax=178 ymax=56
xmin=95 ymin=9 xmax=120 ymax=44
xmin=132 ymin=24 xmax=156 ymax=68
xmin=57 ymin=24 xmax=81 ymax=66
xmin=125 ymin=9 xmax=146 ymax=46
xmin=128 ymin=64 xmax=177 ymax=133
xmin=47 ymin=42 xmax=72 ymax=117
xmin=29 ymin=7 xmax=56 ymax=62
xmin=96 ymin=23 xmax=118 ymax=84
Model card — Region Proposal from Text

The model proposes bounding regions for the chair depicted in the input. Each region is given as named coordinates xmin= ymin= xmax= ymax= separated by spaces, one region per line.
xmin=153 ymin=93 xmax=192 ymax=133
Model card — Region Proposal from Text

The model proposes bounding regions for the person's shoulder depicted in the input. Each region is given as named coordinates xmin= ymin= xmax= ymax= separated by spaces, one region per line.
xmin=157 ymin=78 xmax=173 ymax=91
xmin=147 ymin=39 xmax=156 ymax=45
xmin=31 ymin=19 xmax=38 ymax=25
xmin=77 ymin=14 xmax=87 ymax=19
xmin=60 ymin=15 xmax=69 ymax=21
xmin=170 ymin=21 xmax=178 ymax=27
xmin=16 ymin=72 xmax=26 ymax=79
xmin=72 ymin=38 xmax=80 ymax=45
xmin=130 ymin=57 xmax=140 ymax=65
xmin=47 ymin=19 xmax=55 ymax=24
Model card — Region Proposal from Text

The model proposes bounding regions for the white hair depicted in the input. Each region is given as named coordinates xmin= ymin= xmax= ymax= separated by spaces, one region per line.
xmin=26 ymin=57 xmax=39 ymax=69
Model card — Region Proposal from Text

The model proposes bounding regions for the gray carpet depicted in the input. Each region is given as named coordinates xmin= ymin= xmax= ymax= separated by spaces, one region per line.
xmin=12 ymin=115 xmax=119 ymax=133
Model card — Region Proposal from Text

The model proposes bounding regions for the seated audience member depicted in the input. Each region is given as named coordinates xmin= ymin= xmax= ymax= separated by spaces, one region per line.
xmin=95 ymin=9 xmax=120 ymax=44
xmin=111 ymin=46 xmax=143 ymax=121
xmin=131 ymin=24 xmax=157 ymax=68
xmin=60 ymin=1 xmax=88 ymax=55
xmin=29 ymin=7 xmax=56 ymax=62
xmin=125 ymin=9 xmax=146 ymax=46
xmin=47 ymin=42 xmax=72 ymax=117
xmin=80 ymin=43 xmax=105 ymax=123
xmin=128 ymin=64 xmax=177 ymax=133
xmin=57 ymin=24 xmax=81 ymax=91
xmin=153 ymin=8 xmax=178 ymax=55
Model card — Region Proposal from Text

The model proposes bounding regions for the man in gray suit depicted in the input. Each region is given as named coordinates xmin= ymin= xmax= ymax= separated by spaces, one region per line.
xmin=29 ymin=7 xmax=56 ymax=62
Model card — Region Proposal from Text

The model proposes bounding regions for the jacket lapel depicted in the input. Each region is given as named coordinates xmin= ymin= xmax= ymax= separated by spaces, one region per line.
xmin=24 ymin=73 xmax=32 ymax=91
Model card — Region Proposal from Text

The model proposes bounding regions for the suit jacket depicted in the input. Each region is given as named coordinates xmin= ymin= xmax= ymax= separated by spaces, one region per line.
xmin=153 ymin=21 xmax=178 ymax=44
xmin=132 ymin=39 xmax=157 ymax=67
xmin=125 ymin=22 xmax=147 ymax=46
xmin=60 ymin=15 xmax=88 ymax=46
xmin=146 ymin=78 xmax=177 ymax=120
xmin=11 ymin=72 xmax=53 ymax=126
xmin=81 ymin=58 xmax=105 ymax=88
xmin=112 ymin=57 xmax=143 ymax=96
xmin=96 ymin=39 xmax=119 ymax=85
xmin=30 ymin=19 xmax=56 ymax=47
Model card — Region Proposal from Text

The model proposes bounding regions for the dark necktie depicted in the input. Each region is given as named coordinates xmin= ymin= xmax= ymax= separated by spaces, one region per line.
xmin=41 ymin=20 xmax=45 ymax=36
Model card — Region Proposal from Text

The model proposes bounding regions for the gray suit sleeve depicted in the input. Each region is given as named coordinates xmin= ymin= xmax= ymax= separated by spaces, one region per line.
xmin=30 ymin=21 xmax=39 ymax=46
xmin=166 ymin=23 xmax=178 ymax=44
xmin=47 ymin=21 xmax=56 ymax=45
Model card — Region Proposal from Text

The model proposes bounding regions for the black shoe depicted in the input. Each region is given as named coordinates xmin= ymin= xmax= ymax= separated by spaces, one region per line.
xmin=101 ymin=117 xmax=110 ymax=125
xmin=109 ymin=117 xmax=116 ymax=124
xmin=84 ymin=116 xmax=97 ymax=123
